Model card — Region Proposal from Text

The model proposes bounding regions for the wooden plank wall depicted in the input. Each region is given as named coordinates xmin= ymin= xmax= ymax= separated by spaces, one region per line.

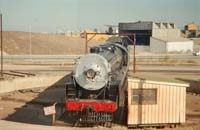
xmin=128 ymin=79 xmax=187 ymax=125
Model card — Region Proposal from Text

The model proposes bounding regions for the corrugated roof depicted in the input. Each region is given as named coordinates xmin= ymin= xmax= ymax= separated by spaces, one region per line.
xmin=128 ymin=72 xmax=189 ymax=87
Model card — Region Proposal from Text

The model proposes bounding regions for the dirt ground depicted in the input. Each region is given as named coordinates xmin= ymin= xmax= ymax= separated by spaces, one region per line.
xmin=0 ymin=81 xmax=68 ymax=125
xmin=2 ymin=31 xmax=102 ymax=55
xmin=1 ymin=34 xmax=200 ymax=129
xmin=0 ymin=88 xmax=200 ymax=128
xmin=3 ymin=31 xmax=200 ymax=55
xmin=0 ymin=72 xmax=200 ymax=129
xmin=186 ymin=94 xmax=200 ymax=124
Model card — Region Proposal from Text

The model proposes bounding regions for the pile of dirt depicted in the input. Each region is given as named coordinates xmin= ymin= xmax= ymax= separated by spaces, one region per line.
xmin=3 ymin=31 xmax=103 ymax=55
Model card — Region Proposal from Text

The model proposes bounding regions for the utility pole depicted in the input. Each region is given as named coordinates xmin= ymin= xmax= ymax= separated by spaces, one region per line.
xmin=0 ymin=12 xmax=3 ymax=78
xmin=29 ymin=25 xmax=32 ymax=58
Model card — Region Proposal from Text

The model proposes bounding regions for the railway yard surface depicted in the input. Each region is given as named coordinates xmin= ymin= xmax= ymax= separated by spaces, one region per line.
xmin=0 ymin=76 xmax=200 ymax=130
xmin=0 ymin=32 xmax=200 ymax=130
xmin=0 ymin=60 xmax=200 ymax=130
xmin=0 ymin=0 xmax=200 ymax=128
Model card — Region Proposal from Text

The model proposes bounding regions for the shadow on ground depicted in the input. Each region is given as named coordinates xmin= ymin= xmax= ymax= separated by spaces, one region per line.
xmin=3 ymin=73 xmax=71 ymax=125
xmin=3 ymin=73 xmax=128 ymax=126
xmin=176 ymin=78 xmax=200 ymax=93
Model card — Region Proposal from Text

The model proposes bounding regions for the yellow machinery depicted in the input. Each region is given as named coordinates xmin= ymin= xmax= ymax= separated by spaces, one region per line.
xmin=185 ymin=23 xmax=197 ymax=31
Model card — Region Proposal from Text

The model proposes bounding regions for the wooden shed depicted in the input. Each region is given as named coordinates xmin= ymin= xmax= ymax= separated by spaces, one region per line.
xmin=127 ymin=77 xmax=189 ymax=127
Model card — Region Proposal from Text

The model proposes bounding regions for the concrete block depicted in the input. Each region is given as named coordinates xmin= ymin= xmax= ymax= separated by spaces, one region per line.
xmin=0 ymin=74 xmax=68 ymax=94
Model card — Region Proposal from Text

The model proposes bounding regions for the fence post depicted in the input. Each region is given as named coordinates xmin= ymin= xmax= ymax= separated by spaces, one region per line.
xmin=133 ymin=34 xmax=136 ymax=73
xmin=0 ymin=13 xmax=3 ymax=78
xmin=29 ymin=25 xmax=32 ymax=58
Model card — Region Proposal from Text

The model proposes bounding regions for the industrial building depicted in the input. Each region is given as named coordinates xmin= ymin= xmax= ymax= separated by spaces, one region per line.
xmin=182 ymin=23 xmax=200 ymax=38
xmin=185 ymin=23 xmax=197 ymax=31
xmin=119 ymin=21 xmax=194 ymax=53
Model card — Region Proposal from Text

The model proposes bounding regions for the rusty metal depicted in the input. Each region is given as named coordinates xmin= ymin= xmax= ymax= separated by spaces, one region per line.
xmin=9 ymin=71 xmax=36 ymax=76
xmin=86 ymin=33 xmax=118 ymax=35
xmin=87 ymin=34 xmax=97 ymax=43
xmin=85 ymin=34 xmax=88 ymax=54
xmin=119 ymin=33 xmax=137 ymax=73
xmin=121 ymin=34 xmax=136 ymax=73
xmin=1 ymin=70 xmax=35 ymax=77
xmin=138 ymin=70 xmax=200 ymax=73
xmin=85 ymin=33 xmax=97 ymax=54
xmin=122 ymin=34 xmax=136 ymax=73
xmin=0 ymin=13 xmax=3 ymax=78
xmin=3 ymin=72 xmax=26 ymax=77
xmin=133 ymin=34 xmax=136 ymax=73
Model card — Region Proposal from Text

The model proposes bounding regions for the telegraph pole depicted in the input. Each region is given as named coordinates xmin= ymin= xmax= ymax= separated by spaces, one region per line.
xmin=0 ymin=12 xmax=3 ymax=78
xmin=29 ymin=25 xmax=32 ymax=58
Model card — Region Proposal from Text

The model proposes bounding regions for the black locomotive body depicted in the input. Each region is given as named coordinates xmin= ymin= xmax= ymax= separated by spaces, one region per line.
xmin=65 ymin=42 xmax=128 ymax=126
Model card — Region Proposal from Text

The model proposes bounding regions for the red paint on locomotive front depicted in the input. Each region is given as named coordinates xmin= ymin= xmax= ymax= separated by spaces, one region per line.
xmin=66 ymin=101 xmax=116 ymax=112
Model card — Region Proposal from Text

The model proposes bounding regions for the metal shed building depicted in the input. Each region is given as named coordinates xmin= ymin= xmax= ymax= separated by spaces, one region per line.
xmin=127 ymin=77 xmax=189 ymax=127
xmin=150 ymin=37 xmax=193 ymax=53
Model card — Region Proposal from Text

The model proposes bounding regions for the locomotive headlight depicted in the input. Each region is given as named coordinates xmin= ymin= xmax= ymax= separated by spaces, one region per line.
xmin=86 ymin=69 xmax=96 ymax=79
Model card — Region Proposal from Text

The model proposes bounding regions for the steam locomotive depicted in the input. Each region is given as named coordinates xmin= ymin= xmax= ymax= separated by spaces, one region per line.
xmin=65 ymin=41 xmax=128 ymax=126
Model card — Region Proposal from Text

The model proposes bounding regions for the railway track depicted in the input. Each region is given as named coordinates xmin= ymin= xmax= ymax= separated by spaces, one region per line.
xmin=0 ymin=87 xmax=200 ymax=128
xmin=138 ymin=70 xmax=200 ymax=74
xmin=2 ymin=69 xmax=200 ymax=77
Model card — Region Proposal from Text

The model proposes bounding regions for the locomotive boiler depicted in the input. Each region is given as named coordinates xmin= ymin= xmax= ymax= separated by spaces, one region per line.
xmin=65 ymin=41 xmax=128 ymax=126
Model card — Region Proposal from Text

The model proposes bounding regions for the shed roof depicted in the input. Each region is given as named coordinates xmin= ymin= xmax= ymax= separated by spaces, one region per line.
xmin=128 ymin=72 xmax=189 ymax=87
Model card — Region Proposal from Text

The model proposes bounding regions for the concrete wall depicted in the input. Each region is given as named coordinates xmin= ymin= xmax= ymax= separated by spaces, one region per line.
xmin=150 ymin=37 xmax=194 ymax=53
xmin=150 ymin=37 xmax=166 ymax=53
xmin=128 ymin=45 xmax=150 ymax=53
xmin=152 ymin=29 xmax=181 ymax=39
xmin=0 ymin=74 xmax=67 ymax=94
xmin=167 ymin=41 xmax=194 ymax=52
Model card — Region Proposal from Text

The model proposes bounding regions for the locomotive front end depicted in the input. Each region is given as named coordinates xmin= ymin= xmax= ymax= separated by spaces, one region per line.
xmin=65 ymin=42 xmax=128 ymax=126
xmin=74 ymin=54 xmax=111 ymax=91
